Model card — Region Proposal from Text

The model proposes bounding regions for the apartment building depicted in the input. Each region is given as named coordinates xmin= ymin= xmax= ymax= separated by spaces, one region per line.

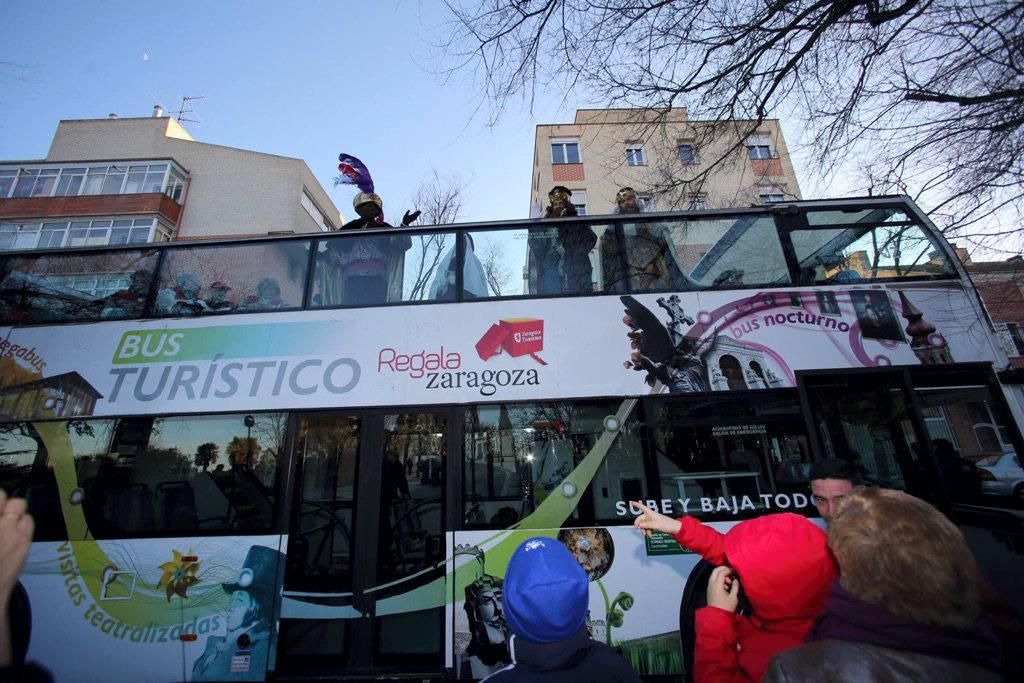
xmin=529 ymin=108 xmax=802 ymax=216
xmin=0 ymin=109 xmax=342 ymax=252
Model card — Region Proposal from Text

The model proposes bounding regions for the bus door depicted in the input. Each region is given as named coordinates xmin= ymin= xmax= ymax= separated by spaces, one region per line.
xmin=798 ymin=370 xmax=942 ymax=502
xmin=277 ymin=408 xmax=454 ymax=678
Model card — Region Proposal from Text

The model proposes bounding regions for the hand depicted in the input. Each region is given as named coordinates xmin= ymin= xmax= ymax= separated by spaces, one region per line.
xmin=0 ymin=489 xmax=34 ymax=601
xmin=402 ymin=210 xmax=421 ymax=226
xmin=632 ymin=501 xmax=682 ymax=538
xmin=707 ymin=565 xmax=740 ymax=612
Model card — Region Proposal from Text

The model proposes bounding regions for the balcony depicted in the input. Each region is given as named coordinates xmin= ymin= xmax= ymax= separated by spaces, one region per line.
xmin=0 ymin=192 xmax=182 ymax=224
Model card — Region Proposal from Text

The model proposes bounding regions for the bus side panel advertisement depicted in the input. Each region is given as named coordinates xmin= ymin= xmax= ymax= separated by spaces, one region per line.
xmin=451 ymin=525 xmax=728 ymax=679
xmin=0 ymin=281 xmax=1002 ymax=420
xmin=20 ymin=535 xmax=285 ymax=683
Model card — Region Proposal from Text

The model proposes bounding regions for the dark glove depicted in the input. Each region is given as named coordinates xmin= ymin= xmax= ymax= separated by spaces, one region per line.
xmin=402 ymin=210 xmax=421 ymax=226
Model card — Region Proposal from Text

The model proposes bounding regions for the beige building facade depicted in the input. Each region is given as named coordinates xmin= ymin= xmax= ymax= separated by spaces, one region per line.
xmin=530 ymin=108 xmax=802 ymax=216
xmin=0 ymin=112 xmax=341 ymax=251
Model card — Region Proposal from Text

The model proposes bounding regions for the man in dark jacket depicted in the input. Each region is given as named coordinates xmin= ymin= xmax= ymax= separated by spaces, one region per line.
xmin=763 ymin=487 xmax=1002 ymax=682
xmin=483 ymin=537 xmax=640 ymax=682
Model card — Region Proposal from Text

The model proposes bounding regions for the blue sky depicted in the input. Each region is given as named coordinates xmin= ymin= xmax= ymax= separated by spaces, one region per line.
xmin=0 ymin=1 xmax=589 ymax=224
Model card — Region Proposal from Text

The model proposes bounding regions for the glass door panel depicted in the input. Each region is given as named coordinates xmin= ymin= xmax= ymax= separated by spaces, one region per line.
xmin=373 ymin=411 xmax=446 ymax=666
xmin=278 ymin=414 xmax=361 ymax=672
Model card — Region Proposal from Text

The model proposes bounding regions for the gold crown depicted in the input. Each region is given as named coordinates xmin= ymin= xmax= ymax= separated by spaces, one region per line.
xmin=616 ymin=187 xmax=637 ymax=202
xmin=548 ymin=186 xmax=572 ymax=203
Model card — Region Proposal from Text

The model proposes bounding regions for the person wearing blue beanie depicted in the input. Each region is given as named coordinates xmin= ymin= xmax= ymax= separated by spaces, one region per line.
xmin=483 ymin=537 xmax=640 ymax=682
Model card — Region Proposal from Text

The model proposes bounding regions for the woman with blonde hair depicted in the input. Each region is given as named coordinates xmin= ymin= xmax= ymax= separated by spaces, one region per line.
xmin=764 ymin=487 xmax=1002 ymax=681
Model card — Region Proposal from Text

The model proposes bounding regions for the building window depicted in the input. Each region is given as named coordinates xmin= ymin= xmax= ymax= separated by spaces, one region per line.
xmin=551 ymin=139 xmax=581 ymax=164
xmin=679 ymin=144 xmax=697 ymax=165
xmin=626 ymin=146 xmax=646 ymax=166
xmin=995 ymin=322 xmax=1024 ymax=356
xmin=745 ymin=134 xmax=774 ymax=160
xmin=301 ymin=191 xmax=334 ymax=231
xmin=0 ymin=163 xmax=179 ymax=200
xmin=570 ymin=190 xmax=588 ymax=216
xmin=759 ymin=190 xmax=786 ymax=204
xmin=0 ymin=217 xmax=158 ymax=251
xmin=165 ymin=168 xmax=186 ymax=202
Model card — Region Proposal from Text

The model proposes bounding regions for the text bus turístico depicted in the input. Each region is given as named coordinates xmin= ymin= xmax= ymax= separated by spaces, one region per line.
xmin=0 ymin=196 xmax=1021 ymax=682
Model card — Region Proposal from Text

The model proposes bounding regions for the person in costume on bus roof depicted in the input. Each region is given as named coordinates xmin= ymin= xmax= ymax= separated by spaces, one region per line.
xmin=155 ymin=271 xmax=206 ymax=316
xmin=764 ymin=487 xmax=1001 ymax=682
xmin=631 ymin=502 xmax=837 ymax=682
xmin=601 ymin=187 xmax=688 ymax=293
xmin=206 ymin=280 xmax=234 ymax=312
xmin=191 ymin=545 xmax=284 ymax=681
xmin=241 ymin=277 xmax=288 ymax=310
xmin=102 ymin=269 xmax=151 ymax=319
xmin=481 ymin=536 xmax=641 ymax=682
xmin=527 ymin=186 xmax=597 ymax=295
xmin=323 ymin=154 xmax=419 ymax=306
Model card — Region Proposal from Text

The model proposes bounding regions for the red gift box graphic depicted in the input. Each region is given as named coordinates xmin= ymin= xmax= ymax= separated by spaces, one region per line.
xmin=475 ymin=318 xmax=547 ymax=365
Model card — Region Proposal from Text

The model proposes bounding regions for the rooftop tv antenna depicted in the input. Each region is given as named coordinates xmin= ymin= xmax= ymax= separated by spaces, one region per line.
xmin=174 ymin=95 xmax=204 ymax=124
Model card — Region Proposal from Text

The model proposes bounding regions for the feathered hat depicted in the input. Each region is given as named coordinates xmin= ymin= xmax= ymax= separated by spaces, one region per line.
xmin=335 ymin=153 xmax=383 ymax=214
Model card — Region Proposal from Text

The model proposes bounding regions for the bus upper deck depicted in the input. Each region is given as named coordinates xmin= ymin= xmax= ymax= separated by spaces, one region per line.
xmin=1 ymin=195 xmax=1022 ymax=682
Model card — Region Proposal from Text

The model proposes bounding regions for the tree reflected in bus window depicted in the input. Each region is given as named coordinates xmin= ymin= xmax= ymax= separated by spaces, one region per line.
xmin=289 ymin=414 xmax=360 ymax=592
xmin=0 ymin=420 xmax=112 ymax=541
xmin=0 ymin=250 xmax=159 ymax=325
xmin=791 ymin=220 xmax=953 ymax=285
xmin=72 ymin=413 xmax=283 ymax=538
xmin=463 ymin=400 xmax=644 ymax=528
xmin=155 ymin=242 xmax=309 ymax=316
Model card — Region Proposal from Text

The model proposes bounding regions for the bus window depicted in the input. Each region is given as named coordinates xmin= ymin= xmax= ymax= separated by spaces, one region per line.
xmin=915 ymin=382 xmax=1018 ymax=505
xmin=287 ymin=414 xmax=361 ymax=593
xmin=645 ymin=393 xmax=812 ymax=520
xmin=0 ymin=420 xmax=110 ymax=540
xmin=154 ymin=241 xmax=309 ymax=316
xmin=464 ymin=400 xmax=645 ymax=528
xmin=314 ymin=230 xmax=456 ymax=307
xmin=79 ymin=413 xmax=282 ymax=538
xmin=0 ymin=249 xmax=159 ymax=324
xmin=604 ymin=215 xmax=790 ymax=293
xmin=802 ymin=373 xmax=942 ymax=500
xmin=790 ymin=220 xmax=954 ymax=285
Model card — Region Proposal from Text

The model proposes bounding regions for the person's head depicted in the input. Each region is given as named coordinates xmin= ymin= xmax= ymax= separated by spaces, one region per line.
xmin=256 ymin=277 xmax=280 ymax=301
xmin=545 ymin=186 xmax=576 ymax=218
xmin=503 ymin=536 xmax=588 ymax=643
xmin=209 ymin=281 xmax=231 ymax=302
xmin=129 ymin=270 xmax=150 ymax=294
xmin=353 ymin=192 xmax=383 ymax=220
xmin=829 ymin=487 xmax=980 ymax=628
xmin=809 ymin=458 xmax=858 ymax=523
xmin=615 ymin=187 xmax=640 ymax=214
xmin=932 ymin=437 xmax=958 ymax=462
xmin=176 ymin=272 xmax=201 ymax=299
xmin=720 ymin=513 xmax=836 ymax=619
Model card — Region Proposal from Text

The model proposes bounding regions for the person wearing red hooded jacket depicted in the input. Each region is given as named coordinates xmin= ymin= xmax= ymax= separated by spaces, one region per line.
xmin=632 ymin=503 xmax=837 ymax=682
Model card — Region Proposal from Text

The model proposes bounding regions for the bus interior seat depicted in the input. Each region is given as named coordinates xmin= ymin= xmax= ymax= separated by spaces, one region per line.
xmin=24 ymin=475 xmax=68 ymax=540
xmin=156 ymin=481 xmax=198 ymax=531
xmin=104 ymin=484 xmax=155 ymax=534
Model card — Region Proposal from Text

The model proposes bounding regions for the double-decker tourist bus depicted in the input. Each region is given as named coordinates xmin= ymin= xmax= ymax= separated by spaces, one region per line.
xmin=1 ymin=195 xmax=1022 ymax=682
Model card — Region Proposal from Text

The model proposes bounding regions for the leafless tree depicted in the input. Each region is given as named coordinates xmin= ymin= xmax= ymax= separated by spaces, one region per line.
xmin=405 ymin=171 xmax=466 ymax=300
xmin=439 ymin=1 xmax=1023 ymax=242
xmin=479 ymin=239 xmax=514 ymax=295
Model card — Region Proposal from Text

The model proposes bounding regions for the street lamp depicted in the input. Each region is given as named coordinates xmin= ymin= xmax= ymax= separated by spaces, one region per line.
xmin=244 ymin=415 xmax=255 ymax=469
